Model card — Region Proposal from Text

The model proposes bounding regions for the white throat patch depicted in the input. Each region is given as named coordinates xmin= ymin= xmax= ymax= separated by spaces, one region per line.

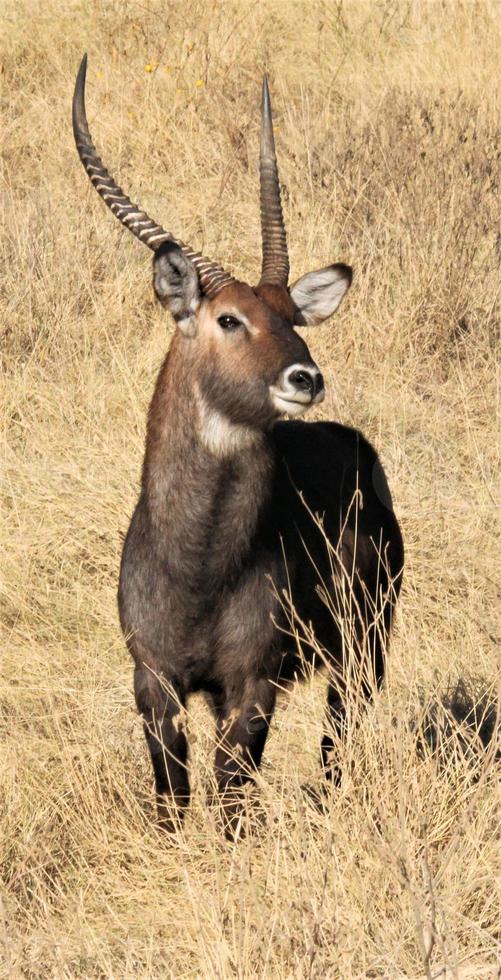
xmin=195 ymin=386 xmax=261 ymax=458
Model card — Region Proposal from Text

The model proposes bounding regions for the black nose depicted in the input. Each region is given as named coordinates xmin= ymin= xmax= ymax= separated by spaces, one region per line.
xmin=289 ymin=368 xmax=323 ymax=398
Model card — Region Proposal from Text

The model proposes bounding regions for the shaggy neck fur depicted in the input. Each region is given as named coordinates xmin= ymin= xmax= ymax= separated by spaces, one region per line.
xmin=193 ymin=383 xmax=263 ymax=459
xmin=141 ymin=334 xmax=274 ymax=585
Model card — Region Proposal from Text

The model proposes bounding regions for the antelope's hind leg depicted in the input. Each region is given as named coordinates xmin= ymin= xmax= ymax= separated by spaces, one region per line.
xmin=213 ymin=678 xmax=276 ymax=838
xmin=321 ymin=682 xmax=349 ymax=788
xmin=134 ymin=663 xmax=189 ymax=832
xmin=321 ymin=594 xmax=389 ymax=788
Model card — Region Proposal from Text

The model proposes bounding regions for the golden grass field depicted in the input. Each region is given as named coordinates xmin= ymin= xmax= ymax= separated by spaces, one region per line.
xmin=1 ymin=1 xmax=500 ymax=976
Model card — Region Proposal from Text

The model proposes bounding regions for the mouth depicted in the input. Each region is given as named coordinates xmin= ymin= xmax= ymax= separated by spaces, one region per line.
xmin=270 ymin=388 xmax=325 ymax=417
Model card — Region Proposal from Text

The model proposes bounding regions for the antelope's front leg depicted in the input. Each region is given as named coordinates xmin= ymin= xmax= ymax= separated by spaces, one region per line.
xmin=134 ymin=664 xmax=189 ymax=833
xmin=214 ymin=678 xmax=276 ymax=838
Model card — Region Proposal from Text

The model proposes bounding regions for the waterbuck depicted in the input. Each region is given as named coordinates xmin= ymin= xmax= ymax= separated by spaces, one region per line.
xmin=73 ymin=56 xmax=404 ymax=834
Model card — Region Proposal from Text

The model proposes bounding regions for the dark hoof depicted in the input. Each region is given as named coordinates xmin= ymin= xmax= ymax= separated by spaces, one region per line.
xmin=156 ymin=795 xmax=188 ymax=835
xmin=209 ymin=783 xmax=265 ymax=841
xmin=301 ymin=782 xmax=332 ymax=813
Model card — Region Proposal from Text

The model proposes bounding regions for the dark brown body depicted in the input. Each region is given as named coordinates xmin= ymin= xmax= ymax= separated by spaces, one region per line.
xmin=118 ymin=335 xmax=403 ymax=831
xmin=72 ymin=59 xmax=404 ymax=834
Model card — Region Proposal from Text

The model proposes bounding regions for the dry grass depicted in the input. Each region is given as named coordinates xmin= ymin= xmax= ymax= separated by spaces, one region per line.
xmin=1 ymin=1 xmax=500 ymax=976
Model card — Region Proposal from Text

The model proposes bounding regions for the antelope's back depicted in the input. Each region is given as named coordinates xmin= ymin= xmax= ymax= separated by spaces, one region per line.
xmin=270 ymin=420 xmax=404 ymax=611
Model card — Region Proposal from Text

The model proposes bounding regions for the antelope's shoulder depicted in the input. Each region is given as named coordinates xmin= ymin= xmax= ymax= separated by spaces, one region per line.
xmin=273 ymin=418 xmax=379 ymax=467
xmin=272 ymin=419 xmax=393 ymax=512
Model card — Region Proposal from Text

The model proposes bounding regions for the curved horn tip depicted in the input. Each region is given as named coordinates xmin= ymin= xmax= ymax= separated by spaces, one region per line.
xmin=262 ymin=75 xmax=272 ymax=115
xmin=76 ymin=53 xmax=88 ymax=86
xmin=73 ymin=54 xmax=89 ymax=138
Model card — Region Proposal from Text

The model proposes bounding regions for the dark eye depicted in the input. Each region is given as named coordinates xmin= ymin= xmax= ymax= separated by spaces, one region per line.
xmin=217 ymin=314 xmax=242 ymax=331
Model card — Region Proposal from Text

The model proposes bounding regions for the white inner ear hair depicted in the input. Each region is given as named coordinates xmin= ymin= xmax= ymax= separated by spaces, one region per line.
xmin=290 ymin=266 xmax=349 ymax=324
xmin=194 ymin=386 xmax=262 ymax=458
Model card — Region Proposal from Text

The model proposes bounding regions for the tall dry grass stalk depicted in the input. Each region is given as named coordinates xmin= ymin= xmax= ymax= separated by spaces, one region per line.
xmin=1 ymin=1 xmax=500 ymax=976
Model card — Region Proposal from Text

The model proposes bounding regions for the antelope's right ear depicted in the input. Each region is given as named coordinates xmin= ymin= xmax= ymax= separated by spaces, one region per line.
xmin=290 ymin=263 xmax=352 ymax=326
xmin=153 ymin=242 xmax=201 ymax=337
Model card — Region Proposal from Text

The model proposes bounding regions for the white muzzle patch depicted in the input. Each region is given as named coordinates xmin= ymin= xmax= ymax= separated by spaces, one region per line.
xmin=270 ymin=362 xmax=325 ymax=416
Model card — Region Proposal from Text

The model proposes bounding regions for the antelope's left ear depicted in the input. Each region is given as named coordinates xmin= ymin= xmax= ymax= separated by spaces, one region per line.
xmin=290 ymin=263 xmax=352 ymax=326
xmin=153 ymin=241 xmax=202 ymax=337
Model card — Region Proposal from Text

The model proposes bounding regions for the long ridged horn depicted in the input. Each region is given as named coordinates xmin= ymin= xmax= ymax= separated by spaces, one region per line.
xmin=259 ymin=76 xmax=289 ymax=287
xmin=72 ymin=55 xmax=234 ymax=297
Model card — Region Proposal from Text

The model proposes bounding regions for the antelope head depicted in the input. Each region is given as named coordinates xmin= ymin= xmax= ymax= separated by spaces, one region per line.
xmin=73 ymin=57 xmax=352 ymax=437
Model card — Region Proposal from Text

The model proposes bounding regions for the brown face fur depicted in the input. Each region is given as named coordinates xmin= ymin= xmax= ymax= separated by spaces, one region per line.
xmin=191 ymin=281 xmax=321 ymax=429
xmin=152 ymin=244 xmax=353 ymax=437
